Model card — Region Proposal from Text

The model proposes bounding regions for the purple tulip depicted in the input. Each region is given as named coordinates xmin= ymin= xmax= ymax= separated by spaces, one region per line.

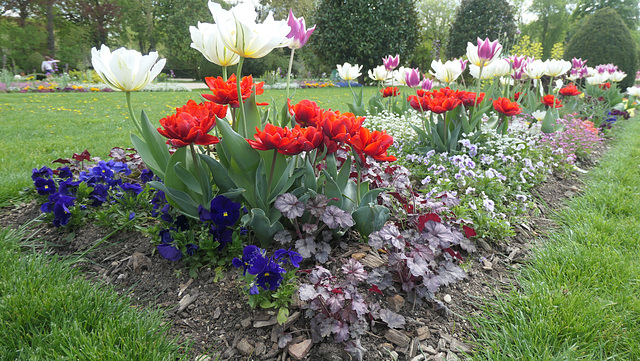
xmin=571 ymin=58 xmax=587 ymax=69
xmin=458 ymin=58 xmax=468 ymax=72
xmin=405 ymin=68 xmax=421 ymax=88
xmin=420 ymin=78 xmax=434 ymax=91
xmin=383 ymin=54 xmax=400 ymax=71
xmin=509 ymin=55 xmax=529 ymax=70
xmin=476 ymin=37 xmax=502 ymax=62
xmin=286 ymin=10 xmax=316 ymax=49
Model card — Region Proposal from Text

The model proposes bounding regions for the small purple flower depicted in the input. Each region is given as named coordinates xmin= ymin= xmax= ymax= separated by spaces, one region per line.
xmin=186 ymin=243 xmax=199 ymax=256
xmin=128 ymin=212 xmax=135 ymax=220
xmin=199 ymin=195 xmax=241 ymax=227
xmin=50 ymin=193 xmax=76 ymax=227
xmin=254 ymin=259 xmax=286 ymax=291
xmin=58 ymin=179 xmax=80 ymax=196
xmin=56 ymin=166 xmax=73 ymax=179
xmin=232 ymin=245 xmax=264 ymax=276
xmin=140 ymin=169 xmax=154 ymax=183
xmin=89 ymin=183 xmax=109 ymax=206
xmin=120 ymin=182 xmax=143 ymax=195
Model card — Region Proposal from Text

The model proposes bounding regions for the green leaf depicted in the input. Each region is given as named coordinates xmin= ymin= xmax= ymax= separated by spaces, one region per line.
xmin=277 ymin=307 xmax=289 ymax=325
xmin=352 ymin=204 xmax=389 ymax=236
xmin=242 ymin=208 xmax=284 ymax=246
xmin=199 ymin=153 xmax=236 ymax=193
xmin=173 ymin=162 xmax=203 ymax=196
xmin=260 ymin=300 xmax=274 ymax=309
xmin=130 ymin=134 xmax=163 ymax=178
xmin=148 ymin=181 xmax=199 ymax=218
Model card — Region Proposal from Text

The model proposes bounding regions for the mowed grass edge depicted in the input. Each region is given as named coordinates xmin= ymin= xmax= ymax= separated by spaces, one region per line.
xmin=0 ymin=225 xmax=190 ymax=360
xmin=0 ymin=86 xmax=381 ymax=205
xmin=470 ymin=118 xmax=640 ymax=360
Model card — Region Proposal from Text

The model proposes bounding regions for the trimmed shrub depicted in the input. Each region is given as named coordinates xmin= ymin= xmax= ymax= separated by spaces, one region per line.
xmin=565 ymin=7 xmax=638 ymax=89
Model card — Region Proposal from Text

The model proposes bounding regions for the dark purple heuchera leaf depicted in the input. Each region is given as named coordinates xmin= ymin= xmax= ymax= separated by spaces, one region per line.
xmin=422 ymin=220 xmax=455 ymax=249
xmin=423 ymin=275 xmax=441 ymax=293
xmin=367 ymin=268 xmax=395 ymax=291
xmin=370 ymin=224 xmax=404 ymax=250
xmin=109 ymin=147 xmax=128 ymax=162
xmin=459 ymin=237 xmax=477 ymax=252
xmin=314 ymin=242 xmax=331 ymax=263
xmin=326 ymin=292 xmax=345 ymax=314
xmin=437 ymin=261 xmax=466 ymax=286
xmin=321 ymin=205 xmax=354 ymax=229
xmin=309 ymin=265 xmax=333 ymax=284
xmin=277 ymin=334 xmax=292 ymax=349
xmin=73 ymin=149 xmax=91 ymax=162
xmin=379 ymin=308 xmax=406 ymax=329
xmin=350 ymin=290 xmax=369 ymax=317
xmin=332 ymin=320 xmax=350 ymax=343
xmin=302 ymin=223 xmax=318 ymax=234
xmin=342 ymin=258 xmax=367 ymax=285
xmin=274 ymin=230 xmax=293 ymax=245
xmin=274 ymin=193 xmax=305 ymax=219
xmin=344 ymin=339 xmax=366 ymax=361
xmin=406 ymin=256 xmax=431 ymax=278
xmin=295 ymin=237 xmax=316 ymax=259
xmin=306 ymin=194 xmax=330 ymax=218
xmin=298 ymin=284 xmax=319 ymax=301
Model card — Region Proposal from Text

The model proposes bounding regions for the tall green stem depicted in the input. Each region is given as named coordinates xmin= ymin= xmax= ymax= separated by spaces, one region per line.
xmin=286 ymin=49 xmax=295 ymax=100
xmin=222 ymin=66 xmax=228 ymax=82
xmin=235 ymin=57 xmax=246 ymax=134
xmin=189 ymin=144 xmax=201 ymax=180
xmin=268 ymin=149 xmax=278 ymax=192
xmin=125 ymin=91 xmax=142 ymax=134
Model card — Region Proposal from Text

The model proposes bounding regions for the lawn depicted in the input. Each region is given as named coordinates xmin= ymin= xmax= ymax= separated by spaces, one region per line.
xmin=0 ymin=86 xmax=381 ymax=204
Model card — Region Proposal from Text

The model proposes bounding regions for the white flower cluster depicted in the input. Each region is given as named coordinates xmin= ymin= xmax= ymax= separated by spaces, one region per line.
xmin=364 ymin=109 xmax=424 ymax=141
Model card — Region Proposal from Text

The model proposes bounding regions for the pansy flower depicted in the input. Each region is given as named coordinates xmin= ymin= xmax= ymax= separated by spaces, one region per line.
xmin=34 ymin=177 xmax=56 ymax=195
xmin=157 ymin=229 xmax=183 ymax=262
xmin=32 ymin=166 xmax=53 ymax=181
xmin=199 ymin=195 xmax=241 ymax=227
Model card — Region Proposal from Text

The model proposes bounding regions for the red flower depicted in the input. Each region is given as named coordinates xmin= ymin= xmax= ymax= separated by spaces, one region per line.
xmin=348 ymin=127 xmax=397 ymax=163
xmin=599 ymin=82 xmax=611 ymax=90
xmin=380 ymin=86 xmax=400 ymax=98
xmin=541 ymin=94 xmax=562 ymax=108
xmin=457 ymin=91 xmax=485 ymax=107
xmin=408 ymin=94 xmax=430 ymax=112
xmin=289 ymin=125 xmax=323 ymax=154
xmin=428 ymin=96 xmax=462 ymax=114
xmin=288 ymin=99 xmax=324 ymax=127
xmin=432 ymin=87 xmax=458 ymax=98
xmin=202 ymin=74 xmax=264 ymax=108
xmin=246 ymin=124 xmax=298 ymax=154
xmin=559 ymin=84 xmax=581 ymax=97
xmin=157 ymin=100 xmax=226 ymax=147
xmin=513 ymin=92 xmax=524 ymax=101
xmin=493 ymin=97 xmax=521 ymax=116
xmin=320 ymin=111 xmax=364 ymax=153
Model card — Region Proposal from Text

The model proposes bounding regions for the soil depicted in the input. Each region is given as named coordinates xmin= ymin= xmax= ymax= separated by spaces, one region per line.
xmin=0 ymin=143 xmax=607 ymax=361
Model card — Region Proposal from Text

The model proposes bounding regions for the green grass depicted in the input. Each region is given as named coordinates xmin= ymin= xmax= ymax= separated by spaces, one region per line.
xmin=0 ymin=225 xmax=187 ymax=360
xmin=471 ymin=118 xmax=640 ymax=360
xmin=0 ymin=86 xmax=379 ymax=204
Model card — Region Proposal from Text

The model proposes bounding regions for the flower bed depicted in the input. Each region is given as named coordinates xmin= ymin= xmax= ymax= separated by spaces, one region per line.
xmin=11 ymin=3 xmax=640 ymax=360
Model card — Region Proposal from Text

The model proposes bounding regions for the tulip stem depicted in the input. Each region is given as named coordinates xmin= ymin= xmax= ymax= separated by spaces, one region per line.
xmin=286 ymin=49 xmax=295 ymax=100
xmin=189 ymin=144 xmax=201 ymax=180
xmin=125 ymin=91 xmax=142 ymax=135
xmin=268 ymin=149 xmax=277 ymax=193
xmin=235 ymin=57 xmax=246 ymax=134
xmin=222 ymin=66 xmax=228 ymax=82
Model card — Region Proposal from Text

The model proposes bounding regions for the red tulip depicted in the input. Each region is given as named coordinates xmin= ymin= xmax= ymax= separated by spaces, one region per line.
xmin=457 ymin=91 xmax=485 ymax=107
xmin=202 ymin=74 xmax=264 ymax=108
xmin=408 ymin=94 xmax=430 ymax=112
xmin=428 ymin=96 xmax=462 ymax=114
xmin=288 ymin=99 xmax=324 ymax=127
xmin=246 ymin=124 xmax=296 ymax=153
xmin=290 ymin=125 xmax=323 ymax=153
xmin=380 ymin=86 xmax=400 ymax=98
xmin=559 ymin=84 xmax=581 ymax=96
xmin=157 ymin=100 xmax=226 ymax=148
xmin=320 ymin=110 xmax=363 ymax=153
xmin=493 ymin=97 xmax=521 ymax=116
xmin=348 ymin=127 xmax=397 ymax=163
xmin=541 ymin=94 xmax=563 ymax=108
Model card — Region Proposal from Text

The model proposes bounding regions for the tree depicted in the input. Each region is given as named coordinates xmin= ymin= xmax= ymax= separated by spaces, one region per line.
xmin=521 ymin=0 xmax=570 ymax=59
xmin=58 ymin=0 xmax=122 ymax=47
xmin=571 ymin=0 xmax=639 ymax=32
xmin=259 ymin=0 xmax=314 ymax=20
xmin=413 ymin=0 xmax=457 ymax=67
xmin=565 ymin=7 xmax=638 ymax=89
xmin=1 ymin=0 xmax=36 ymax=27
xmin=446 ymin=0 xmax=517 ymax=59
xmin=309 ymin=0 xmax=420 ymax=81
xmin=119 ymin=0 xmax=161 ymax=53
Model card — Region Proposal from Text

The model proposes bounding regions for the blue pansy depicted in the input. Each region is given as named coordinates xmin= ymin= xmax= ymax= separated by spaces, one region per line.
xmin=232 ymin=245 xmax=263 ymax=276
xmin=199 ymin=195 xmax=241 ymax=227
xmin=56 ymin=166 xmax=73 ymax=179
xmin=156 ymin=229 xmax=183 ymax=262
xmin=274 ymin=248 xmax=303 ymax=268
xmin=58 ymin=179 xmax=80 ymax=196
xmin=186 ymin=243 xmax=199 ymax=256
xmin=254 ymin=259 xmax=286 ymax=291
xmin=89 ymin=183 xmax=109 ymax=206
xmin=34 ymin=177 xmax=56 ymax=195
xmin=32 ymin=166 xmax=53 ymax=181
xmin=120 ymin=182 xmax=143 ymax=195
xmin=210 ymin=225 xmax=233 ymax=249
xmin=51 ymin=194 xmax=76 ymax=227
xmin=140 ymin=169 xmax=154 ymax=183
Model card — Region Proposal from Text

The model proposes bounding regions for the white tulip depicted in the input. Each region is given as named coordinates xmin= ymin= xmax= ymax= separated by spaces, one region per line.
xmin=91 ymin=44 xmax=165 ymax=92
xmin=429 ymin=60 xmax=463 ymax=84
xmin=586 ymin=73 xmax=609 ymax=85
xmin=627 ymin=86 xmax=640 ymax=97
xmin=337 ymin=62 xmax=363 ymax=81
xmin=544 ymin=59 xmax=571 ymax=77
xmin=190 ymin=22 xmax=239 ymax=67
xmin=531 ymin=110 xmax=546 ymax=122
xmin=610 ymin=71 xmax=627 ymax=82
xmin=392 ymin=66 xmax=407 ymax=85
xmin=209 ymin=1 xmax=291 ymax=59
xmin=523 ymin=60 xmax=546 ymax=80
xmin=490 ymin=58 xmax=512 ymax=78
xmin=368 ymin=65 xmax=389 ymax=82
xmin=469 ymin=64 xmax=495 ymax=79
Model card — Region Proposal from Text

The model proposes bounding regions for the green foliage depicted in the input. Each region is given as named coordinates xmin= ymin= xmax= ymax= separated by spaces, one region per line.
xmin=412 ymin=0 xmax=458 ymax=69
xmin=310 ymin=0 xmax=420 ymax=80
xmin=446 ymin=0 xmax=517 ymax=59
xmin=25 ymin=52 xmax=44 ymax=74
xmin=510 ymin=35 xmax=543 ymax=59
xmin=571 ymin=0 xmax=640 ymax=32
xmin=0 ymin=20 xmax=48 ymax=72
xmin=565 ymin=7 xmax=638 ymax=89
xmin=521 ymin=0 xmax=570 ymax=59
